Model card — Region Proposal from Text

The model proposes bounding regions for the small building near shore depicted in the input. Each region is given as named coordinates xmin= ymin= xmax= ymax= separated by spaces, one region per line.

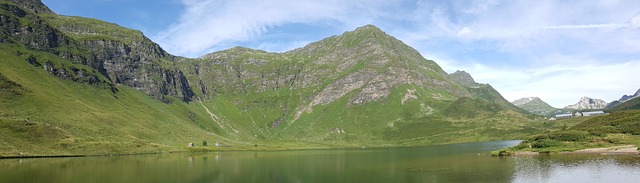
xmin=555 ymin=113 xmax=573 ymax=119
xmin=582 ymin=111 xmax=605 ymax=117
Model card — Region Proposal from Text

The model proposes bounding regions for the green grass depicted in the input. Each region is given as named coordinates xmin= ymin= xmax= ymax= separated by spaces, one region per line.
xmin=496 ymin=110 xmax=640 ymax=154
xmin=0 ymin=44 xmax=247 ymax=157
xmin=0 ymin=6 xmax=562 ymax=157
xmin=39 ymin=14 xmax=144 ymax=45
xmin=610 ymin=97 xmax=640 ymax=112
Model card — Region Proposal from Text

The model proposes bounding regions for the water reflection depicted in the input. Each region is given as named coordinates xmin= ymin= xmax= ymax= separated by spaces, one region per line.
xmin=1 ymin=141 xmax=638 ymax=183
xmin=512 ymin=154 xmax=640 ymax=183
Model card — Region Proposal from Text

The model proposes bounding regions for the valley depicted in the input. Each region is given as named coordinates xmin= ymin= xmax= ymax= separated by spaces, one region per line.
xmin=1 ymin=0 xmax=639 ymax=158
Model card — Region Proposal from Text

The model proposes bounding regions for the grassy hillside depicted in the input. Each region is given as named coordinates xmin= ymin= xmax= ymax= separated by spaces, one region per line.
xmin=0 ymin=0 xmax=557 ymax=157
xmin=610 ymin=97 xmax=640 ymax=111
xmin=498 ymin=110 xmax=640 ymax=154
xmin=0 ymin=44 xmax=264 ymax=157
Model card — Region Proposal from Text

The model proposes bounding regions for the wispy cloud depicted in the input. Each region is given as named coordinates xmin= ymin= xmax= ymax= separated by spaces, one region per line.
xmin=542 ymin=23 xmax=630 ymax=30
xmin=154 ymin=0 xmax=397 ymax=57
xmin=151 ymin=0 xmax=640 ymax=107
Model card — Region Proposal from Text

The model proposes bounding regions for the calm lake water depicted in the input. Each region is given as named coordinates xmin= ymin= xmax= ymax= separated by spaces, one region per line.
xmin=1 ymin=140 xmax=639 ymax=183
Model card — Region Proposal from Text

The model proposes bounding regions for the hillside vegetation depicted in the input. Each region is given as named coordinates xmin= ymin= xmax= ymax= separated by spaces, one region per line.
xmin=0 ymin=0 xmax=555 ymax=157
xmin=498 ymin=110 xmax=640 ymax=154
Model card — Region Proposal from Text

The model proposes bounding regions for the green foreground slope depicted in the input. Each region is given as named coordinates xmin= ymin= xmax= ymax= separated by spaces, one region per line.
xmin=0 ymin=45 xmax=246 ymax=156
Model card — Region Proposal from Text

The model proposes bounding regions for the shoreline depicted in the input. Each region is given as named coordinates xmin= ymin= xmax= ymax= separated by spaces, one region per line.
xmin=511 ymin=145 xmax=640 ymax=156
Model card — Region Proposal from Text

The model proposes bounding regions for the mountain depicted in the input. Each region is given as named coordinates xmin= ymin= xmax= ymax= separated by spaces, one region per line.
xmin=448 ymin=71 xmax=530 ymax=115
xmin=607 ymin=88 xmax=640 ymax=109
xmin=610 ymin=97 xmax=640 ymax=111
xmin=512 ymin=97 xmax=558 ymax=116
xmin=448 ymin=70 xmax=476 ymax=86
xmin=0 ymin=0 xmax=546 ymax=157
xmin=564 ymin=96 xmax=608 ymax=110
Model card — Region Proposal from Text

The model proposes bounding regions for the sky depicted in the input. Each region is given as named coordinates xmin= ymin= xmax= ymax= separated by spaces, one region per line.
xmin=41 ymin=0 xmax=640 ymax=108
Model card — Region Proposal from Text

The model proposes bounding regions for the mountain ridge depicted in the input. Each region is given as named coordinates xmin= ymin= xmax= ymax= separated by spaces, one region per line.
xmin=512 ymin=97 xmax=558 ymax=116
xmin=607 ymin=88 xmax=640 ymax=109
xmin=0 ymin=0 xmax=548 ymax=157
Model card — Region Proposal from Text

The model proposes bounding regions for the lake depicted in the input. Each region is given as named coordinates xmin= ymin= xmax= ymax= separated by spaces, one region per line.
xmin=1 ymin=140 xmax=639 ymax=183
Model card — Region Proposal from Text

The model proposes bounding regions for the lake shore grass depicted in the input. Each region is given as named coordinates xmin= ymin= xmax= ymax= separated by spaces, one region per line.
xmin=492 ymin=144 xmax=639 ymax=156
xmin=492 ymin=110 xmax=640 ymax=157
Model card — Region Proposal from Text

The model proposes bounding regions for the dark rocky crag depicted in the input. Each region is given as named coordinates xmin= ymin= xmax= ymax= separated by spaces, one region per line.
xmin=0 ymin=0 xmax=194 ymax=102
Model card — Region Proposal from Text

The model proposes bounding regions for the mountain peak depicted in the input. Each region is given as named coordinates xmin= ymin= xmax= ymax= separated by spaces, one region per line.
xmin=565 ymin=96 xmax=607 ymax=110
xmin=512 ymin=97 xmax=540 ymax=105
xmin=353 ymin=24 xmax=383 ymax=32
xmin=449 ymin=70 xmax=477 ymax=86
xmin=3 ymin=0 xmax=52 ymax=14
xmin=512 ymin=97 xmax=558 ymax=116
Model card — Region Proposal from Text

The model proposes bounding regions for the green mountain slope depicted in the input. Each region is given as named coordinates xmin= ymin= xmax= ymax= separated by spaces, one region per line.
xmin=512 ymin=97 xmax=558 ymax=116
xmin=501 ymin=110 xmax=640 ymax=154
xmin=610 ymin=97 xmax=640 ymax=111
xmin=0 ymin=0 xmax=551 ymax=157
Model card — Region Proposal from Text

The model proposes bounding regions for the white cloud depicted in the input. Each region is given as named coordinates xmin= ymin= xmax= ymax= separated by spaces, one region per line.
xmin=154 ymin=0 xmax=396 ymax=57
xmin=631 ymin=14 xmax=640 ymax=29
xmin=256 ymin=41 xmax=311 ymax=53
xmin=542 ymin=23 xmax=630 ymax=30
xmin=150 ymin=0 xmax=640 ymax=109
xmin=457 ymin=27 xmax=472 ymax=37
xmin=461 ymin=58 xmax=640 ymax=108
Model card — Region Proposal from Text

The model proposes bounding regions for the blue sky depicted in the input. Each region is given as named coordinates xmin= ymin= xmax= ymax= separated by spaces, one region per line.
xmin=42 ymin=0 xmax=640 ymax=108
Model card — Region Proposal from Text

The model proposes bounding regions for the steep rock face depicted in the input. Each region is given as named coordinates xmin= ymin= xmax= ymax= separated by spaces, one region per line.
xmin=0 ymin=3 xmax=69 ymax=50
xmin=0 ymin=1 xmax=194 ymax=102
xmin=512 ymin=97 xmax=558 ymax=116
xmin=565 ymin=96 xmax=608 ymax=110
xmin=45 ymin=15 xmax=195 ymax=102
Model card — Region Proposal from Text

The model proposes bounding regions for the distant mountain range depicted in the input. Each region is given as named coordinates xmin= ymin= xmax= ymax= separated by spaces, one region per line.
xmin=607 ymin=89 xmax=640 ymax=109
xmin=513 ymin=88 xmax=640 ymax=116
xmin=512 ymin=96 xmax=607 ymax=117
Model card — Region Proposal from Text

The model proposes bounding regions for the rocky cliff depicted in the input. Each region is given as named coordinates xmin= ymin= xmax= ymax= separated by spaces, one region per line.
xmin=565 ymin=96 xmax=608 ymax=110
xmin=0 ymin=0 xmax=194 ymax=102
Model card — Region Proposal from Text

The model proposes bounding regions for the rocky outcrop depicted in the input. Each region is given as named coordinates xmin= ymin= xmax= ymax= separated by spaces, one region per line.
xmin=79 ymin=38 xmax=194 ymax=102
xmin=565 ymin=96 xmax=608 ymax=110
xmin=0 ymin=1 xmax=194 ymax=102
xmin=0 ymin=3 xmax=70 ymax=50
